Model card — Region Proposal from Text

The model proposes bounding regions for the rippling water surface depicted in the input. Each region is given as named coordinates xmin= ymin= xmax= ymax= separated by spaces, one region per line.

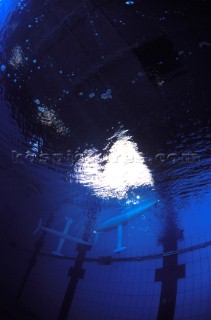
xmin=0 ymin=1 xmax=211 ymax=319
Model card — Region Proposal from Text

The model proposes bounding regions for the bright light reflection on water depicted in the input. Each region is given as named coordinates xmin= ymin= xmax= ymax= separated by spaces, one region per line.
xmin=75 ymin=131 xmax=154 ymax=199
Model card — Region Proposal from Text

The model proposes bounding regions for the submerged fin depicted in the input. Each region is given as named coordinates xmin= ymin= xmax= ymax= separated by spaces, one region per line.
xmin=33 ymin=218 xmax=42 ymax=235
xmin=52 ymin=251 xmax=64 ymax=256
xmin=113 ymin=224 xmax=126 ymax=253
xmin=93 ymin=232 xmax=100 ymax=244
xmin=113 ymin=246 xmax=127 ymax=253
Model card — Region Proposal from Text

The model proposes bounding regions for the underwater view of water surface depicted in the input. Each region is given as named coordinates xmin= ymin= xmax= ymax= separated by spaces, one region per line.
xmin=0 ymin=0 xmax=211 ymax=319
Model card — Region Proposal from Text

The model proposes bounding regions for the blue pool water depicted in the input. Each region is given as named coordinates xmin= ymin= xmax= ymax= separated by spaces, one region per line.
xmin=0 ymin=1 xmax=211 ymax=319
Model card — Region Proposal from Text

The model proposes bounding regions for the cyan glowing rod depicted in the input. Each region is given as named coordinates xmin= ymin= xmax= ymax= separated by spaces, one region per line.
xmin=95 ymin=200 xmax=156 ymax=232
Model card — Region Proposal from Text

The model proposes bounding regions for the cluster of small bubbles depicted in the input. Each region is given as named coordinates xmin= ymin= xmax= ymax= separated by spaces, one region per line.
xmin=66 ymin=71 xmax=75 ymax=80
xmin=9 ymin=46 xmax=25 ymax=69
xmin=18 ymin=0 xmax=27 ymax=12
xmin=63 ymin=89 xmax=70 ymax=95
xmin=89 ymin=92 xmax=95 ymax=99
xmin=176 ymin=49 xmax=193 ymax=61
xmin=28 ymin=135 xmax=43 ymax=154
xmin=101 ymin=89 xmax=112 ymax=100
xmin=79 ymin=89 xmax=113 ymax=101
xmin=125 ymin=1 xmax=135 ymax=5
xmin=178 ymin=50 xmax=184 ymax=56
xmin=130 ymin=71 xmax=145 ymax=85
xmin=126 ymin=198 xmax=140 ymax=205
xmin=35 ymin=101 xmax=69 ymax=135
xmin=34 ymin=99 xmax=40 ymax=105
xmin=0 ymin=64 xmax=6 ymax=72
xmin=119 ymin=20 xmax=126 ymax=25
xmin=38 ymin=106 xmax=44 ymax=112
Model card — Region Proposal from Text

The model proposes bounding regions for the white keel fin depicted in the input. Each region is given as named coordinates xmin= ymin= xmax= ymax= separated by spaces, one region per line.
xmin=33 ymin=218 xmax=43 ymax=235
xmin=113 ymin=224 xmax=126 ymax=253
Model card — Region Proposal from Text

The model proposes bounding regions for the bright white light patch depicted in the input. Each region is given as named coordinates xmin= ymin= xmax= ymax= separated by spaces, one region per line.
xmin=75 ymin=133 xmax=153 ymax=199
